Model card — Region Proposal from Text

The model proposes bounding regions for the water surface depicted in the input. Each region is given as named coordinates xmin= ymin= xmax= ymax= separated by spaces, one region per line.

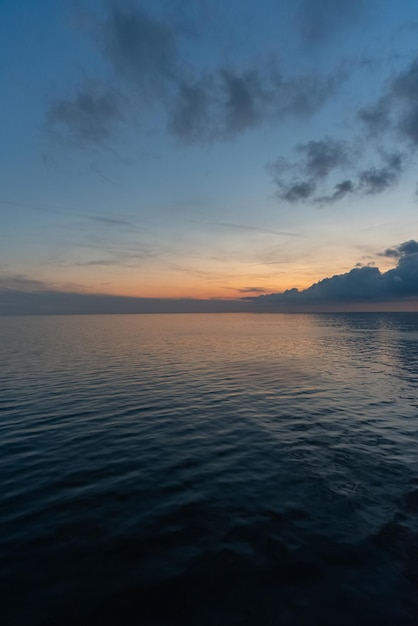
xmin=1 ymin=313 xmax=418 ymax=625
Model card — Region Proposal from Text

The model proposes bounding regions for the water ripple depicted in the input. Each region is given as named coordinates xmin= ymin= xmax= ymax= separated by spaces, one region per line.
xmin=1 ymin=313 xmax=418 ymax=625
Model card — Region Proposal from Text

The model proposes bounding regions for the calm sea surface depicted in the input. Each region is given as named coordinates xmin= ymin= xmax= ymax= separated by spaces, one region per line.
xmin=1 ymin=313 xmax=418 ymax=625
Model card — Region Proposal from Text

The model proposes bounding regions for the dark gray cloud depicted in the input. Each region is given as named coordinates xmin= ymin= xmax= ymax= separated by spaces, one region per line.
xmin=168 ymin=77 xmax=213 ymax=142
xmin=47 ymin=84 xmax=120 ymax=144
xmin=272 ymin=145 xmax=403 ymax=204
xmin=358 ymin=153 xmax=403 ymax=194
xmin=391 ymin=58 xmax=418 ymax=102
xmin=271 ymin=52 xmax=418 ymax=206
xmin=221 ymin=69 xmax=260 ymax=135
xmin=318 ymin=179 xmax=355 ymax=204
xmin=101 ymin=4 xmax=179 ymax=96
xmin=47 ymin=3 xmax=345 ymax=145
xmin=249 ymin=240 xmax=418 ymax=305
xmin=270 ymin=137 xmax=351 ymax=182
xmin=297 ymin=137 xmax=352 ymax=178
xmin=169 ymin=64 xmax=342 ymax=142
xmin=388 ymin=58 xmax=418 ymax=148
xmin=276 ymin=179 xmax=316 ymax=203
xmin=46 ymin=3 xmax=180 ymax=144
xmin=295 ymin=0 xmax=366 ymax=46
xmin=358 ymin=99 xmax=391 ymax=136
xmin=270 ymin=136 xmax=356 ymax=204
xmin=379 ymin=240 xmax=418 ymax=258
xmin=398 ymin=102 xmax=418 ymax=147
xmin=360 ymin=56 xmax=418 ymax=148
xmin=237 ymin=286 xmax=266 ymax=294
xmin=314 ymin=179 xmax=355 ymax=205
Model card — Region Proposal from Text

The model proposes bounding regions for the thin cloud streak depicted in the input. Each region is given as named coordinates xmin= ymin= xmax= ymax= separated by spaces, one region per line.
xmin=208 ymin=222 xmax=302 ymax=237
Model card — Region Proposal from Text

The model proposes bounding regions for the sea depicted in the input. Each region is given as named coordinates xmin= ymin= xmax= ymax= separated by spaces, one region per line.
xmin=1 ymin=312 xmax=418 ymax=625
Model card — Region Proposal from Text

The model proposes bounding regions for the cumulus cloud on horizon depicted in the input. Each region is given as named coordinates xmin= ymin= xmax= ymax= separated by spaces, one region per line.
xmin=248 ymin=240 xmax=418 ymax=305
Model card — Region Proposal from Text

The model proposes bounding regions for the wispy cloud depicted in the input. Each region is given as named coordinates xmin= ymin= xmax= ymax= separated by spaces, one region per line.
xmin=87 ymin=215 xmax=141 ymax=230
xmin=267 ymin=46 xmax=418 ymax=207
xmin=295 ymin=0 xmax=367 ymax=47
xmin=169 ymin=63 xmax=343 ymax=142
xmin=237 ymin=286 xmax=266 ymax=293
xmin=270 ymin=141 xmax=405 ymax=205
xmin=45 ymin=3 xmax=346 ymax=146
xmin=209 ymin=222 xmax=301 ymax=237
xmin=47 ymin=82 xmax=121 ymax=145
xmin=358 ymin=154 xmax=403 ymax=195
xmin=298 ymin=138 xmax=353 ymax=178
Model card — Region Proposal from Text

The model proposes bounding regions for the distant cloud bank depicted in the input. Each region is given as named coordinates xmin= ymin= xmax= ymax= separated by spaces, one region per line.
xmin=248 ymin=240 xmax=418 ymax=306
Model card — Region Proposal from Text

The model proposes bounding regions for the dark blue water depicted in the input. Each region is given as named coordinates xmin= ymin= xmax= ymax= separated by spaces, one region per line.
xmin=1 ymin=313 xmax=418 ymax=625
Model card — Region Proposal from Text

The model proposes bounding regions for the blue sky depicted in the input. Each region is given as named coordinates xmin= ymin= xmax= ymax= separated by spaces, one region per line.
xmin=2 ymin=0 xmax=418 ymax=313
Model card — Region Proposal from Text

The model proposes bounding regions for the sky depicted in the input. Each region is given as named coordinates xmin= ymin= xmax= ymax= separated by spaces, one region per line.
xmin=2 ymin=0 xmax=418 ymax=313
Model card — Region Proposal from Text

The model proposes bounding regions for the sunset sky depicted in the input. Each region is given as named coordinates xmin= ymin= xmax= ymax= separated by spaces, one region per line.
xmin=2 ymin=0 xmax=418 ymax=313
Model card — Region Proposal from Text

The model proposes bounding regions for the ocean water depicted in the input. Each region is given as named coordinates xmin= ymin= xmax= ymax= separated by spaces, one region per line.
xmin=1 ymin=312 xmax=418 ymax=625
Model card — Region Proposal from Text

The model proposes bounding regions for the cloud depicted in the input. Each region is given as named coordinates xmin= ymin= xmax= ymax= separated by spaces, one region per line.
xmin=269 ymin=136 xmax=356 ymax=204
xmin=209 ymin=221 xmax=300 ymax=237
xmin=358 ymin=99 xmax=391 ymax=136
xmin=221 ymin=68 xmax=261 ymax=135
xmin=169 ymin=63 xmax=343 ymax=142
xmin=168 ymin=76 xmax=214 ymax=142
xmin=391 ymin=59 xmax=418 ymax=146
xmin=47 ymin=3 xmax=345 ymax=145
xmin=0 ymin=275 xmax=254 ymax=315
xmin=315 ymin=179 xmax=355 ymax=205
xmin=297 ymin=137 xmax=352 ymax=178
xmin=100 ymin=4 xmax=179 ymax=96
xmin=0 ymin=274 xmax=52 ymax=293
xmin=47 ymin=83 xmax=120 ymax=144
xmin=74 ymin=259 xmax=119 ymax=267
xmin=391 ymin=58 xmax=418 ymax=102
xmin=271 ymin=145 xmax=404 ymax=204
xmin=358 ymin=154 xmax=403 ymax=194
xmin=269 ymin=50 xmax=418 ymax=206
xmin=379 ymin=240 xmax=418 ymax=258
xmin=359 ymin=162 xmax=400 ymax=194
xmin=295 ymin=0 xmax=366 ymax=46
xmin=237 ymin=286 xmax=266 ymax=294
xmin=249 ymin=240 xmax=418 ymax=305
xmin=359 ymin=56 xmax=418 ymax=148
xmin=87 ymin=215 xmax=138 ymax=229
xmin=275 ymin=179 xmax=316 ymax=203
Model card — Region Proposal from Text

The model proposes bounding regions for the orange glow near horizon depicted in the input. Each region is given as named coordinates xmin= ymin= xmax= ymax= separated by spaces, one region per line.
xmin=30 ymin=245 xmax=402 ymax=301
xmin=44 ymin=265 xmax=331 ymax=299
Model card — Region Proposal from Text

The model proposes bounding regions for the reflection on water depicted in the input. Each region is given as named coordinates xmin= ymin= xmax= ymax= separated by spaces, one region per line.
xmin=1 ymin=313 xmax=418 ymax=625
